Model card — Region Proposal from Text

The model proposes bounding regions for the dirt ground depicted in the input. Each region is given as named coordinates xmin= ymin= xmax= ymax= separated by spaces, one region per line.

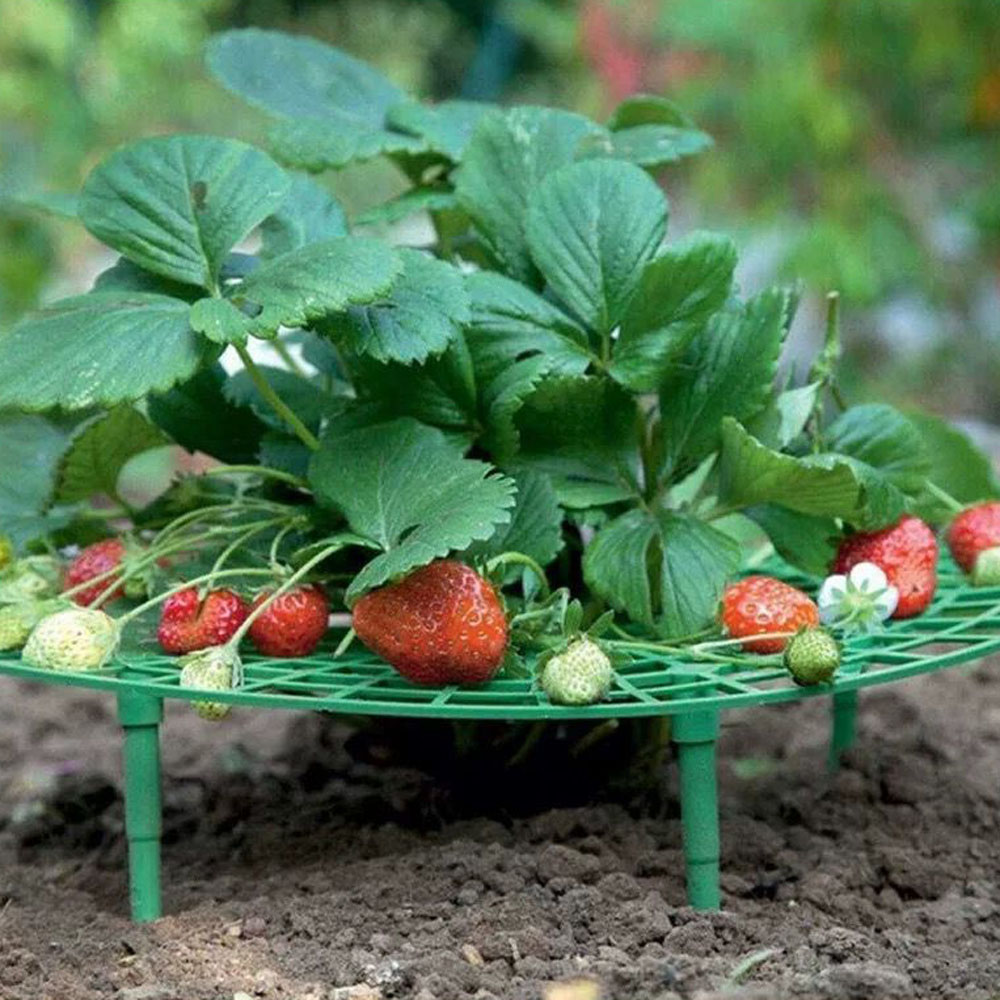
xmin=3 ymin=655 xmax=1000 ymax=1000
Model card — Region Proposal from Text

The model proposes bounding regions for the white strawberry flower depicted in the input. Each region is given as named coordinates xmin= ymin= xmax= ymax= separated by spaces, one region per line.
xmin=817 ymin=561 xmax=898 ymax=633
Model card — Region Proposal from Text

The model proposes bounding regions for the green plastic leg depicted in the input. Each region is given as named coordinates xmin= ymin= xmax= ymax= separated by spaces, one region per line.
xmin=116 ymin=691 xmax=163 ymax=922
xmin=828 ymin=690 xmax=858 ymax=771
xmin=673 ymin=709 xmax=721 ymax=910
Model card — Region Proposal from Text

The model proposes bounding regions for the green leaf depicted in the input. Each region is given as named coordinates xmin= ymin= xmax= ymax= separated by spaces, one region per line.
xmin=225 ymin=367 xmax=346 ymax=433
xmin=611 ymin=232 xmax=737 ymax=391
xmin=809 ymin=294 xmax=842 ymax=384
xmin=464 ymin=271 xmax=592 ymax=383
xmin=467 ymin=470 xmax=564 ymax=566
xmin=582 ymin=94 xmax=713 ymax=168
xmin=512 ymin=375 xmax=641 ymax=507
xmin=583 ymin=508 xmax=739 ymax=636
xmin=260 ymin=174 xmax=348 ymax=258
xmin=351 ymin=336 xmax=479 ymax=436
xmin=309 ymin=418 xmax=516 ymax=600
xmin=480 ymin=355 xmax=554 ymax=460
xmin=258 ymin=432 xmax=312 ymax=480
xmin=0 ymin=413 xmax=71 ymax=548
xmin=79 ymin=135 xmax=289 ymax=290
xmin=386 ymin=100 xmax=495 ymax=161
xmin=147 ymin=365 xmax=267 ymax=464
xmin=323 ymin=249 xmax=468 ymax=365
xmin=718 ymin=418 xmax=906 ymax=528
xmin=591 ymin=125 xmax=713 ymax=169
xmin=56 ymin=406 xmax=168 ymax=504
xmin=525 ymin=159 xmax=667 ymax=334
xmin=746 ymin=382 xmax=821 ymax=449
xmin=907 ymin=412 xmax=1000 ymax=522
xmin=0 ymin=292 xmax=207 ymax=412
xmin=745 ymin=505 xmax=840 ymax=576
xmin=607 ymin=94 xmax=700 ymax=131
xmin=825 ymin=404 xmax=930 ymax=496
xmin=208 ymin=29 xmax=422 ymax=170
xmin=266 ymin=118 xmax=425 ymax=172
xmin=355 ymin=186 xmax=458 ymax=227
xmin=14 ymin=191 xmax=80 ymax=220
xmin=658 ymin=287 xmax=792 ymax=476
xmin=93 ymin=257 xmax=203 ymax=301
xmin=454 ymin=106 xmax=606 ymax=282
xmin=208 ymin=28 xmax=404 ymax=121
xmin=191 ymin=237 xmax=403 ymax=341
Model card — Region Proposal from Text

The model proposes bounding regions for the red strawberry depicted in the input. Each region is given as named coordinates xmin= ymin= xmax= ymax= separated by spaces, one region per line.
xmin=833 ymin=515 xmax=938 ymax=618
xmin=352 ymin=560 xmax=508 ymax=685
xmin=64 ymin=539 xmax=127 ymax=607
xmin=947 ymin=501 xmax=1000 ymax=575
xmin=721 ymin=575 xmax=820 ymax=653
xmin=157 ymin=587 xmax=249 ymax=655
xmin=248 ymin=584 xmax=329 ymax=657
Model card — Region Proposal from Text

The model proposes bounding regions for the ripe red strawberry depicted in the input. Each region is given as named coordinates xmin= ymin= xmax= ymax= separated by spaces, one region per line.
xmin=721 ymin=575 xmax=820 ymax=653
xmin=64 ymin=539 xmax=127 ymax=607
xmin=157 ymin=587 xmax=249 ymax=655
xmin=352 ymin=560 xmax=508 ymax=685
xmin=248 ymin=584 xmax=329 ymax=657
xmin=947 ymin=501 xmax=1000 ymax=574
xmin=833 ymin=515 xmax=938 ymax=618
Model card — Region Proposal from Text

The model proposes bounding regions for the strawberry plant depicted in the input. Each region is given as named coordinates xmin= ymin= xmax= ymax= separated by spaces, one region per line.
xmin=1 ymin=27 xmax=999 ymax=693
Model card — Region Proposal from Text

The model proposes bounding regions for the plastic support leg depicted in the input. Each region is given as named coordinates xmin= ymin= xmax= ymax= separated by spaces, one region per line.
xmin=672 ymin=709 xmax=721 ymax=910
xmin=116 ymin=691 xmax=163 ymax=922
xmin=828 ymin=689 xmax=858 ymax=771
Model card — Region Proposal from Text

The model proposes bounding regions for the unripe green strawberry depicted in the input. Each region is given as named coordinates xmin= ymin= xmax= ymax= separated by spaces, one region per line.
xmin=178 ymin=645 xmax=242 ymax=720
xmin=540 ymin=636 xmax=613 ymax=706
xmin=972 ymin=546 xmax=1000 ymax=587
xmin=22 ymin=608 xmax=119 ymax=672
xmin=0 ymin=535 xmax=12 ymax=571
xmin=783 ymin=627 xmax=840 ymax=686
xmin=0 ymin=599 xmax=70 ymax=651
xmin=0 ymin=556 xmax=63 ymax=603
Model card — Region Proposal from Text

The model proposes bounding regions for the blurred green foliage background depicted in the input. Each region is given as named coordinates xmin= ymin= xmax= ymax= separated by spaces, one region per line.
xmin=2 ymin=0 xmax=999 ymax=417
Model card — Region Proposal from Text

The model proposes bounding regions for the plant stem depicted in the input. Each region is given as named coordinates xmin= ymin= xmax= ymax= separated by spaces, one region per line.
xmin=151 ymin=500 xmax=287 ymax=548
xmin=117 ymin=568 xmax=277 ymax=627
xmin=925 ymin=481 xmax=964 ymax=514
xmin=333 ymin=627 xmax=355 ymax=658
xmin=235 ymin=344 xmax=320 ymax=452
xmin=607 ymin=631 xmax=796 ymax=664
xmin=507 ymin=720 xmax=546 ymax=768
xmin=825 ymin=290 xmax=840 ymax=352
xmin=79 ymin=506 xmax=130 ymax=522
xmin=200 ymin=465 xmax=306 ymax=488
xmin=227 ymin=541 xmax=348 ymax=647
xmin=203 ymin=520 xmax=286 ymax=593
xmin=78 ymin=518 xmax=287 ymax=608
xmin=272 ymin=338 xmax=307 ymax=377
xmin=569 ymin=719 xmax=619 ymax=757
xmin=486 ymin=551 xmax=550 ymax=598
xmin=74 ymin=534 xmax=216 ymax=607
xmin=606 ymin=639 xmax=736 ymax=665
xmin=268 ymin=521 xmax=300 ymax=570
xmin=692 ymin=632 xmax=797 ymax=652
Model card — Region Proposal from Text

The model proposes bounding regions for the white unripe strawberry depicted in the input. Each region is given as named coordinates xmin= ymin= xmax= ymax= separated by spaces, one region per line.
xmin=22 ymin=608 xmax=118 ymax=671
xmin=179 ymin=645 xmax=242 ymax=720
xmin=540 ymin=636 xmax=613 ymax=706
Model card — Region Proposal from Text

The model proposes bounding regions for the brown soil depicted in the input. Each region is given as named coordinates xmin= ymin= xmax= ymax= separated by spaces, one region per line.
xmin=2 ymin=658 xmax=1000 ymax=1000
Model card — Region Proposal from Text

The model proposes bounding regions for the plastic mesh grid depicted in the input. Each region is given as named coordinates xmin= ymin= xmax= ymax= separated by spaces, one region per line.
xmin=2 ymin=556 xmax=1000 ymax=720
